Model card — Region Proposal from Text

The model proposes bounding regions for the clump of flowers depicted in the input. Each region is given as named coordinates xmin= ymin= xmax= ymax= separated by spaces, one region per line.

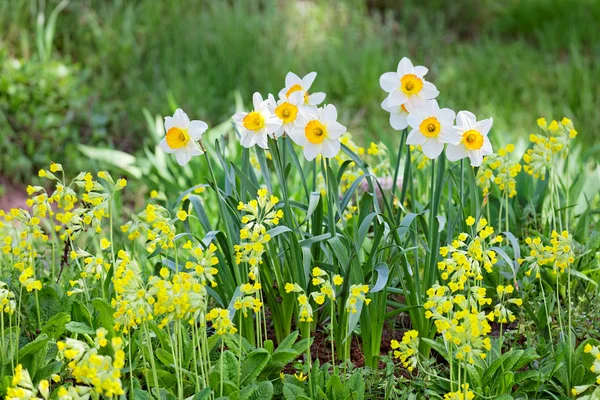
xmin=206 ymin=308 xmax=237 ymax=335
xmin=443 ymin=384 xmax=475 ymax=400
xmin=391 ymin=330 xmax=419 ymax=371
xmin=476 ymin=143 xmax=522 ymax=198
xmin=56 ymin=328 xmax=125 ymax=398
xmin=6 ymin=364 xmax=49 ymax=400
xmin=521 ymin=230 xmax=576 ymax=277
xmin=524 ymin=117 xmax=576 ymax=179
xmin=489 ymin=284 xmax=522 ymax=324
xmin=235 ymin=189 xmax=282 ymax=281
xmin=0 ymin=281 xmax=17 ymax=314
xmin=111 ymin=250 xmax=154 ymax=333
xmin=285 ymin=283 xmax=314 ymax=323
xmin=122 ymin=203 xmax=177 ymax=253
xmin=234 ymin=282 xmax=263 ymax=317
xmin=346 ymin=284 xmax=371 ymax=314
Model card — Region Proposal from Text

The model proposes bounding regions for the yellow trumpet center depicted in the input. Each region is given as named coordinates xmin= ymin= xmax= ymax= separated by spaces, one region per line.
xmin=305 ymin=120 xmax=327 ymax=144
xmin=462 ymin=130 xmax=484 ymax=150
xmin=166 ymin=127 xmax=190 ymax=149
xmin=275 ymin=102 xmax=298 ymax=123
xmin=242 ymin=111 xmax=265 ymax=131
xmin=400 ymin=74 xmax=423 ymax=95
xmin=419 ymin=117 xmax=441 ymax=138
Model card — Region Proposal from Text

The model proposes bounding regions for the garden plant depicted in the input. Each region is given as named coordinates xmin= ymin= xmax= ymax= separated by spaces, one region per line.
xmin=0 ymin=55 xmax=599 ymax=400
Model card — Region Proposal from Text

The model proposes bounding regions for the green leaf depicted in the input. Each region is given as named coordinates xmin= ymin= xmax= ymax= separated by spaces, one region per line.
xmin=41 ymin=312 xmax=70 ymax=340
xmin=92 ymin=298 xmax=115 ymax=337
xmin=65 ymin=321 xmax=95 ymax=335
xmin=78 ymin=144 xmax=142 ymax=178
xmin=240 ymin=348 xmax=270 ymax=386
xmin=239 ymin=381 xmax=274 ymax=400
xmin=18 ymin=334 xmax=49 ymax=360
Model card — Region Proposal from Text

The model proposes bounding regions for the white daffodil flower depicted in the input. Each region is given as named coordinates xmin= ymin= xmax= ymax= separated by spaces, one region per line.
xmin=278 ymin=71 xmax=326 ymax=106
xmin=159 ymin=108 xmax=207 ymax=166
xmin=232 ymin=92 xmax=282 ymax=149
xmin=380 ymin=57 xmax=439 ymax=108
xmin=381 ymin=97 xmax=409 ymax=130
xmin=447 ymin=111 xmax=493 ymax=167
xmin=289 ymin=104 xmax=346 ymax=161
xmin=406 ymin=99 xmax=457 ymax=159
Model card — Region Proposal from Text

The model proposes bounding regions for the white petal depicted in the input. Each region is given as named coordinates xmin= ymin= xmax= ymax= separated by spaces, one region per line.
xmin=473 ymin=117 xmax=493 ymax=135
xmin=289 ymin=123 xmax=308 ymax=146
xmin=327 ymin=121 xmax=346 ymax=139
xmin=164 ymin=116 xmax=175 ymax=132
xmin=175 ymin=148 xmax=192 ymax=166
xmin=445 ymin=143 xmax=467 ymax=162
xmin=188 ymin=120 xmax=208 ymax=140
xmin=379 ymin=72 xmax=399 ymax=93
xmin=322 ymin=104 xmax=338 ymax=123
xmin=288 ymin=91 xmax=304 ymax=105
xmin=301 ymin=72 xmax=317 ymax=90
xmin=240 ymin=131 xmax=256 ymax=148
xmin=285 ymin=72 xmax=302 ymax=87
xmin=266 ymin=116 xmax=283 ymax=135
xmin=406 ymin=113 xmax=424 ymax=130
xmin=419 ymin=81 xmax=439 ymax=100
xmin=438 ymin=127 xmax=461 ymax=145
xmin=232 ymin=112 xmax=247 ymax=125
xmin=308 ymin=92 xmax=326 ymax=106
xmin=387 ymin=89 xmax=409 ymax=107
xmin=255 ymin=133 xmax=269 ymax=149
xmin=421 ymin=139 xmax=444 ymax=159
xmin=321 ymin=138 xmax=340 ymax=158
xmin=481 ymin=136 xmax=493 ymax=154
xmin=397 ymin=57 xmax=414 ymax=77
xmin=303 ymin=142 xmax=322 ymax=161
xmin=186 ymin=140 xmax=203 ymax=156
xmin=390 ymin=113 xmax=408 ymax=130
xmin=252 ymin=92 xmax=264 ymax=110
xmin=173 ymin=109 xmax=190 ymax=128
xmin=469 ymin=151 xmax=484 ymax=167
xmin=438 ymin=108 xmax=456 ymax=126
xmin=413 ymin=65 xmax=428 ymax=78
xmin=406 ymin=129 xmax=426 ymax=145
xmin=159 ymin=138 xmax=175 ymax=153
xmin=456 ymin=111 xmax=476 ymax=131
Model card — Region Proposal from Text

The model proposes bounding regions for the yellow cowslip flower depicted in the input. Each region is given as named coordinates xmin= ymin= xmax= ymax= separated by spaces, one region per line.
xmin=100 ymin=238 xmax=111 ymax=250
xmin=391 ymin=330 xmax=419 ymax=371
xmin=176 ymin=210 xmax=188 ymax=221
xmin=206 ymin=308 xmax=237 ymax=335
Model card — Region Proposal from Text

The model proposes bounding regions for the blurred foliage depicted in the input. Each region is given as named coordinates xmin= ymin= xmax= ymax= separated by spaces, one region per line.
xmin=0 ymin=0 xmax=598 ymax=184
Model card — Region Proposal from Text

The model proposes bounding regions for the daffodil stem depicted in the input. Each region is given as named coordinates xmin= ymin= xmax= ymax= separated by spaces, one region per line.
xmin=392 ymin=129 xmax=407 ymax=199
xmin=330 ymin=300 xmax=336 ymax=374
xmin=220 ymin=340 xmax=225 ymax=397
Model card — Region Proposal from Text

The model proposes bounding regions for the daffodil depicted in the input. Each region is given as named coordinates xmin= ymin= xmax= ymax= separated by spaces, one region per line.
xmin=446 ymin=111 xmax=493 ymax=167
xmin=406 ymin=100 xmax=457 ymax=159
xmin=272 ymin=91 xmax=310 ymax=137
xmin=381 ymin=98 xmax=409 ymax=130
xmin=159 ymin=108 xmax=207 ymax=166
xmin=289 ymin=105 xmax=346 ymax=161
xmin=379 ymin=57 xmax=439 ymax=108
xmin=278 ymin=71 xmax=326 ymax=106
xmin=233 ymin=92 xmax=282 ymax=149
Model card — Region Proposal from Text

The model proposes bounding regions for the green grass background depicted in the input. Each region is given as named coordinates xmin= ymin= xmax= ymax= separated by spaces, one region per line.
xmin=1 ymin=0 xmax=599 ymax=182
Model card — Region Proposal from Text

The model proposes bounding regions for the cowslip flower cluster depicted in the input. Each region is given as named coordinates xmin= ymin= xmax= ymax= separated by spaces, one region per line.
xmin=443 ymin=384 xmax=475 ymax=400
xmin=57 ymin=328 xmax=125 ymax=398
xmin=437 ymin=217 xmax=502 ymax=285
xmin=390 ymin=330 xmax=419 ymax=372
xmin=122 ymin=204 xmax=177 ymax=253
xmin=234 ymin=282 xmax=263 ymax=317
xmin=111 ymin=250 xmax=154 ymax=333
xmin=6 ymin=364 xmax=49 ymax=400
xmin=523 ymin=117 xmax=576 ymax=180
xmin=285 ymin=284 xmax=314 ymax=323
xmin=0 ymin=281 xmax=16 ymax=314
xmin=425 ymin=218 xmax=505 ymax=365
xmin=183 ymin=240 xmax=220 ymax=287
xmin=584 ymin=343 xmax=600 ymax=384
xmin=521 ymin=230 xmax=576 ymax=277
xmin=380 ymin=58 xmax=493 ymax=166
xmin=476 ymin=144 xmax=522 ymax=198
xmin=206 ymin=307 xmax=237 ymax=335
xmin=489 ymin=284 xmax=522 ymax=324
xmin=148 ymin=267 xmax=208 ymax=328
xmin=235 ymin=189 xmax=282 ymax=281
xmin=346 ymin=284 xmax=371 ymax=314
